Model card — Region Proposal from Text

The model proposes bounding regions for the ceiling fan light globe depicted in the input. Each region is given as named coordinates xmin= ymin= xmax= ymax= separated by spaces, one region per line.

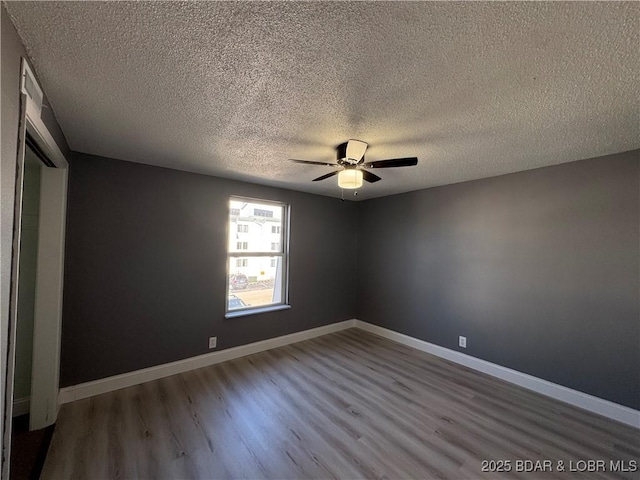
xmin=338 ymin=169 xmax=363 ymax=189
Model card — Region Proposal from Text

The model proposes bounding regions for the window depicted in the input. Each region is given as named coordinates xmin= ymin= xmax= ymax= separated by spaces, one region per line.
xmin=227 ymin=198 xmax=289 ymax=315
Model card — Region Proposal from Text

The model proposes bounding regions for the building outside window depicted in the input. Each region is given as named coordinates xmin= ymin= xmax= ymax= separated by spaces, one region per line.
xmin=254 ymin=208 xmax=273 ymax=218
xmin=227 ymin=197 xmax=289 ymax=314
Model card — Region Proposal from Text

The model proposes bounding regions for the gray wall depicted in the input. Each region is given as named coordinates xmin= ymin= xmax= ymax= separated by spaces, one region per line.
xmin=358 ymin=150 xmax=639 ymax=410
xmin=1 ymin=4 xmax=69 ymax=454
xmin=63 ymin=149 xmax=639 ymax=411
xmin=61 ymin=153 xmax=358 ymax=386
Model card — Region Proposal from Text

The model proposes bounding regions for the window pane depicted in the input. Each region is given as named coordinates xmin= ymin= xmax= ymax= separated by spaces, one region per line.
xmin=229 ymin=200 xmax=283 ymax=253
xmin=228 ymin=256 xmax=283 ymax=310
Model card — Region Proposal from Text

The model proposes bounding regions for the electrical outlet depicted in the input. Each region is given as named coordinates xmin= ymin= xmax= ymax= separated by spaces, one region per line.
xmin=209 ymin=336 xmax=217 ymax=349
xmin=459 ymin=336 xmax=467 ymax=348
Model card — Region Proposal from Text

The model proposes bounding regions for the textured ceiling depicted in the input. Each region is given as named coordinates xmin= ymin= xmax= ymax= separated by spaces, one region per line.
xmin=5 ymin=1 xmax=640 ymax=200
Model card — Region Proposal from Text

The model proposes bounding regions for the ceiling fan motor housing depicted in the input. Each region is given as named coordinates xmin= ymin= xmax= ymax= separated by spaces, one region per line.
xmin=336 ymin=140 xmax=366 ymax=165
xmin=336 ymin=142 xmax=349 ymax=161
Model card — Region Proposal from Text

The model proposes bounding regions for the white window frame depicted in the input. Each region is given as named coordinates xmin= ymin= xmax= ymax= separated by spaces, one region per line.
xmin=226 ymin=196 xmax=290 ymax=318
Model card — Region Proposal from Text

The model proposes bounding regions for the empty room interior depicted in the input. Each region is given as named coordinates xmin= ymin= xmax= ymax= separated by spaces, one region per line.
xmin=1 ymin=2 xmax=639 ymax=479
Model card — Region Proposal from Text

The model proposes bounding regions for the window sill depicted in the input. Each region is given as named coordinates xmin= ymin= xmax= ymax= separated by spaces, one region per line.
xmin=225 ymin=304 xmax=291 ymax=319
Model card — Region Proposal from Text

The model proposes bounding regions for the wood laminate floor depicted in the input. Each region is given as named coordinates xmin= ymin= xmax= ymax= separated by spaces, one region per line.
xmin=42 ymin=329 xmax=638 ymax=479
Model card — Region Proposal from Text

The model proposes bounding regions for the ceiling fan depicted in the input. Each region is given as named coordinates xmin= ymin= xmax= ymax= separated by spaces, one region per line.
xmin=290 ymin=139 xmax=418 ymax=189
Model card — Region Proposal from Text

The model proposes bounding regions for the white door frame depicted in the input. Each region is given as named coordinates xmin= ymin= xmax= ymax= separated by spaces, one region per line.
xmin=27 ymin=108 xmax=68 ymax=432
xmin=1 ymin=58 xmax=68 ymax=479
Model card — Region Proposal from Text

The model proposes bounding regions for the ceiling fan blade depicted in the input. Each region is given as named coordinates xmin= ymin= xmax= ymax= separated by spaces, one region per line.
xmin=363 ymin=157 xmax=418 ymax=169
xmin=362 ymin=169 xmax=382 ymax=183
xmin=290 ymin=159 xmax=338 ymax=167
xmin=345 ymin=139 xmax=368 ymax=162
xmin=312 ymin=170 xmax=340 ymax=182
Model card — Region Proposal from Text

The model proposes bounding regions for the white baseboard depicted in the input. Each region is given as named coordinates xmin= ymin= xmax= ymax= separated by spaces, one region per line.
xmin=58 ymin=318 xmax=639 ymax=429
xmin=59 ymin=319 xmax=356 ymax=404
xmin=353 ymin=320 xmax=640 ymax=429
xmin=13 ymin=397 xmax=30 ymax=417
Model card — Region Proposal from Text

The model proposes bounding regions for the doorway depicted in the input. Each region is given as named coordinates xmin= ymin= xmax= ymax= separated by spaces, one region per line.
xmin=2 ymin=58 xmax=69 ymax=479
xmin=13 ymin=144 xmax=42 ymax=419
xmin=9 ymin=143 xmax=54 ymax=479
xmin=11 ymin=144 xmax=48 ymax=479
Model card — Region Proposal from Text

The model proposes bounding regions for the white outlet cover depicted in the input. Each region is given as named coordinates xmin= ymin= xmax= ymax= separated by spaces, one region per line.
xmin=459 ymin=336 xmax=467 ymax=348
xmin=209 ymin=337 xmax=217 ymax=349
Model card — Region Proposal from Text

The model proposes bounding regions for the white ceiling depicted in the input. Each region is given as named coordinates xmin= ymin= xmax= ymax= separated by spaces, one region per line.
xmin=5 ymin=1 xmax=640 ymax=200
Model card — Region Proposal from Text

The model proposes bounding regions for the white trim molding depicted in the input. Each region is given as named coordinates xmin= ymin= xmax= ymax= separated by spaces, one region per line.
xmin=59 ymin=319 xmax=639 ymax=429
xmin=354 ymin=320 xmax=640 ymax=429
xmin=59 ymin=320 xmax=357 ymax=404
xmin=29 ymin=167 xmax=67 ymax=431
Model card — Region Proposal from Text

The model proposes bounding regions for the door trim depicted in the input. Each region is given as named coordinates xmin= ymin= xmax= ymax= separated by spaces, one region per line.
xmin=1 ymin=57 xmax=68 ymax=479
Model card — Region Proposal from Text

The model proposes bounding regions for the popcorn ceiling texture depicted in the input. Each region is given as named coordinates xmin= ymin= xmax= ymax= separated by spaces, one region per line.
xmin=5 ymin=1 xmax=640 ymax=200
